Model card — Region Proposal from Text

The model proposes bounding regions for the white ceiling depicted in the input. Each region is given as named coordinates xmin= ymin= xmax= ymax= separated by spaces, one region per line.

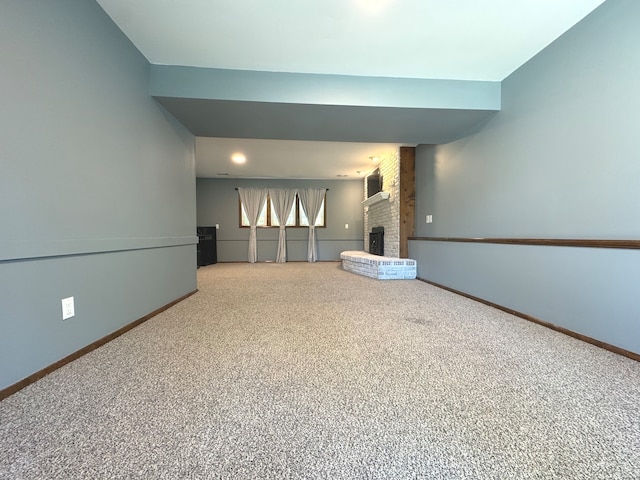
xmin=196 ymin=138 xmax=400 ymax=179
xmin=97 ymin=0 xmax=604 ymax=81
xmin=96 ymin=0 xmax=606 ymax=179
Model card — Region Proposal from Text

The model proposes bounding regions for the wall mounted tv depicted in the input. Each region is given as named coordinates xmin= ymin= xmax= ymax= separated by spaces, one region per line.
xmin=366 ymin=170 xmax=383 ymax=198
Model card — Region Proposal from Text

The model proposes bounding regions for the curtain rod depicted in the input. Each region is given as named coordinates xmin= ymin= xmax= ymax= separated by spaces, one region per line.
xmin=234 ymin=187 xmax=329 ymax=190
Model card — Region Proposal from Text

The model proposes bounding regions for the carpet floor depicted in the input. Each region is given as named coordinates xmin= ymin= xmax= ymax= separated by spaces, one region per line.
xmin=1 ymin=262 xmax=639 ymax=479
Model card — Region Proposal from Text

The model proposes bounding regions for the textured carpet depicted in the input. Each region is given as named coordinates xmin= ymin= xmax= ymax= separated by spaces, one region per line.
xmin=1 ymin=262 xmax=639 ymax=479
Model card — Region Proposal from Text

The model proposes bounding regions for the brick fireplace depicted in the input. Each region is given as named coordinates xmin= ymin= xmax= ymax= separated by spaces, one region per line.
xmin=364 ymin=151 xmax=400 ymax=257
xmin=363 ymin=147 xmax=415 ymax=259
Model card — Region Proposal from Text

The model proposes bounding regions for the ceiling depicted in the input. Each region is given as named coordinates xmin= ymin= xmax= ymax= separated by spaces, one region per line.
xmin=196 ymin=138 xmax=400 ymax=179
xmin=97 ymin=0 xmax=604 ymax=82
xmin=97 ymin=0 xmax=606 ymax=179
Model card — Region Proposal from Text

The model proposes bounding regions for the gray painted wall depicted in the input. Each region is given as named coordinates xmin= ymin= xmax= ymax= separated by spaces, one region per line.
xmin=151 ymin=65 xmax=500 ymax=110
xmin=197 ymin=178 xmax=363 ymax=262
xmin=0 ymin=0 xmax=197 ymax=389
xmin=409 ymin=0 xmax=640 ymax=354
xmin=150 ymin=66 xmax=500 ymax=144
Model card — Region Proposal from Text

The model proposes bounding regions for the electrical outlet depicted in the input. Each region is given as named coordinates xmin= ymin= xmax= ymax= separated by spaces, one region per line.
xmin=345 ymin=223 xmax=349 ymax=229
xmin=62 ymin=296 xmax=75 ymax=320
xmin=426 ymin=215 xmax=433 ymax=224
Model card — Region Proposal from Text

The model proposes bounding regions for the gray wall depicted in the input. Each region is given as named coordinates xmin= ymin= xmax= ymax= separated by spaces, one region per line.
xmin=151 ymin=65 xmax=500 ymax=110
xmin=0 ymin=1 xmax=197 ymax=389
xmin=150 ymin=66 xmax=500 ymax=144
xmin=409 ymin=0 xmax=640 ymax=354
xmin=197 ymin=178 xmax=363 ymax=262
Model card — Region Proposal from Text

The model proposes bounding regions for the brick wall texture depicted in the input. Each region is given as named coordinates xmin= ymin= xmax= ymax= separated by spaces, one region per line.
xmin=364 ymin=150 xmax=400 ymax=258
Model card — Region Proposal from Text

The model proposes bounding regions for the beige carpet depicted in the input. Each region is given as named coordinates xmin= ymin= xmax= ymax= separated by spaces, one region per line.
xmin=1 ymin=262 xmax=639 ymax=479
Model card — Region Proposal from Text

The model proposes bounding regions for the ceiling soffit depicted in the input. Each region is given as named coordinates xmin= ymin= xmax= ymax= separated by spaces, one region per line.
xmin=151 ymin=66 xmax=500 ymax=144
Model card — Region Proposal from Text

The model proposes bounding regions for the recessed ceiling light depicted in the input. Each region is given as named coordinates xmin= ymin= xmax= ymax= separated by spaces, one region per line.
xmin=354 ymin=0 xmax=392 ymax=15
xmin=231 ymin=153 xmax=246 ymax=164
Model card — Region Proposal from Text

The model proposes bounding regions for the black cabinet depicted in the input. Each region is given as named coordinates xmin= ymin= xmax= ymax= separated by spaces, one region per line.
xmin=197 ymin=226 xmax=217 ymax=266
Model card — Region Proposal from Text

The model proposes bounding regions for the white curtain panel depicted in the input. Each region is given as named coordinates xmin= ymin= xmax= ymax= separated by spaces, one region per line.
xmin=298 ymin=188 xmax=326 ymax=262
xmin=237 ymin=187 xmax=268 ymax=263
xmin=269 ymin=188 xmax=297 ymax=263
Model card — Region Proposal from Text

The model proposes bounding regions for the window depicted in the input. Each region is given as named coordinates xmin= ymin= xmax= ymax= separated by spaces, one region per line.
xmin=299 ymin=199 xmax=325 ymax=227
xmin=240 ymin=193 xmax=325 ymax=227
xmin=270 ymin=201 xmax=296 ymax=227
xmin=240 ymin=200 xmax=267 ymax=226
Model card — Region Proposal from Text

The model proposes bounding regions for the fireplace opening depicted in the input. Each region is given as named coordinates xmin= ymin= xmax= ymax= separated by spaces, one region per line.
xmin=369 ymin=227 xmax=384 ymax=256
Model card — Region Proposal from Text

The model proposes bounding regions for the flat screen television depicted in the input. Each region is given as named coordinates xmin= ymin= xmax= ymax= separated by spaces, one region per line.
xmin=366 ymin=170 xmax=382 ymax=198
